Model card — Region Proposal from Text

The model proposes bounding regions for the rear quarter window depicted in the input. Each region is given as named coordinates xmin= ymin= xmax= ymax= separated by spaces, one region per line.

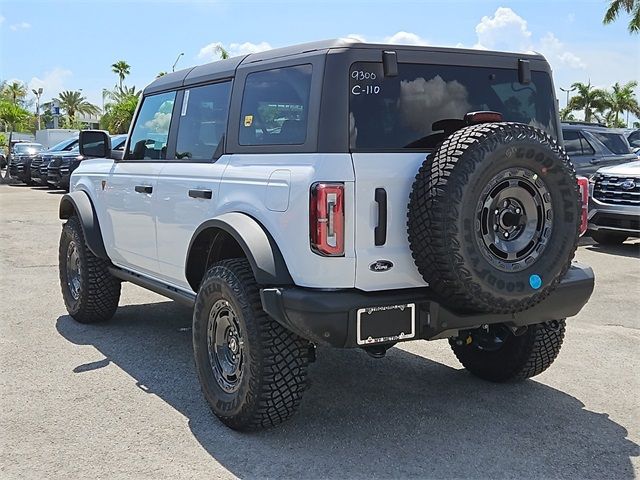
xmin=591 ymin=132 xmax=631 ymax=155
xmin=239 ymin=64 xmax=312 ymax=146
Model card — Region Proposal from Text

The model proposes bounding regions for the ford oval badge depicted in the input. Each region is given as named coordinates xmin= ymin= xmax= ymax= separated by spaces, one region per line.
xmin=370 ymin=260 xmax=393 ymax=272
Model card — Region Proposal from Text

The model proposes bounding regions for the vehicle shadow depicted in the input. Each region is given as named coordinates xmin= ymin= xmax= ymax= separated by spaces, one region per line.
xmin=56 ymin=302 xmax=639 ymax=479
xmin=585 ymin=242 xmax=640 ymax=259
xmin=46 ymin=190 xmax=67 ymax=195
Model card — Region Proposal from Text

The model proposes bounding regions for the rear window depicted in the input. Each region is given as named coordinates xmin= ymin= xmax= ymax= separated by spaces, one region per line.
xmin=590 ymin=132 xmax=631 ymax=155
xmin=349 ymin=62 xmax=557 ymax=150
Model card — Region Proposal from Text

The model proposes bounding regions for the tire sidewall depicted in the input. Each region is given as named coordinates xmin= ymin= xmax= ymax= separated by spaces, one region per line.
xmin=455 ymin=134 xmax=579 ymax=307
xmin=59 ymin=218 xmax=86 ymax=315
xmin=192 ymin=266 xmax=261 ymax=424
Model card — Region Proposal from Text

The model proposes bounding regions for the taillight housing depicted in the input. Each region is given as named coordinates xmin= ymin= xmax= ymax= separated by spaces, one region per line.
xmin=310 ymin=183 xmax=344 ymax=256
xmin=577 ymin=176 xmax=589 ymax=236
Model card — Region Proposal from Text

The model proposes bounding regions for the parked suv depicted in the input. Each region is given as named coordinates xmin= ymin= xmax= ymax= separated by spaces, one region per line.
xmin=58 ymin=40 xmax=594 ymax=431
xmin=8 ymin=142 xmax=44 ymax=184
xmin=588 ymin=160 xmax=640 ymax=244
xmin=561 ymin=122 xmax=636 ymax=176
xmin=31 ymin=135 xmax=79 ymax=186
xmin=48 ymin=135 xmax=126 ymax=191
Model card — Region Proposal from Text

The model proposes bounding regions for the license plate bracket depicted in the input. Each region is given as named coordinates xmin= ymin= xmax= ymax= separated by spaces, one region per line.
xmin=356 ymin=303 xmax=416 ymax=346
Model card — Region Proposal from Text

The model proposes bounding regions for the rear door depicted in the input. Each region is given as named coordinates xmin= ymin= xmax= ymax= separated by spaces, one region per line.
xmin=100 ymin=91 xmax=176 ymax=276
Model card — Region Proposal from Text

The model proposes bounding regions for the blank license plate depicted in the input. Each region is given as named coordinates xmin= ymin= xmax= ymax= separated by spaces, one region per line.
xmin=356 ymin=304 xmax=416 ymax=345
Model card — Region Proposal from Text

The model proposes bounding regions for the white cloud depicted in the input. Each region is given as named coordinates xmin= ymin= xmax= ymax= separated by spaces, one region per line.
xmin=344 ymin=31 xmax=428 ymax=46
xmin=198 ymin=41 xmax=272 ymax=61
xmin=345 ymin=33 xmax=366 ymax=42
xmin=10 ymin=21 xmax=31 ymax=31
xmin=0 ymin=15 xmax=5 ymax=25
xmin=228 ymin=41 xmax=271 ymax=57
xmin=28 ymin=67 xmax=73 ymax=101
xmin=538 ymin=32 xmax=586 ymax=69
xmin=474 ymin=7 xmax=531 ymax=52
xmin=384 ymin=31 xmax=429 ymax=46
xmin=470 ymin=8 xmax=585 ymax=70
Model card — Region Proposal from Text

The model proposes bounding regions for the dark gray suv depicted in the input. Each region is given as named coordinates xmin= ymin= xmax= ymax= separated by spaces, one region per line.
xmin=561 ymin=122 xmax=636 ymax=176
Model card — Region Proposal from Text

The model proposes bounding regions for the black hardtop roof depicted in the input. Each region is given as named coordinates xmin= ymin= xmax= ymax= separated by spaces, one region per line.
xmin=144 ymin=38 xmax=547 ymax=94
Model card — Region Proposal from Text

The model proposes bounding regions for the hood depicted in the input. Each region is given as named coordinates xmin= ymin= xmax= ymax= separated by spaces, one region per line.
xmin=597 ymin=160 xmax=640 ymax=177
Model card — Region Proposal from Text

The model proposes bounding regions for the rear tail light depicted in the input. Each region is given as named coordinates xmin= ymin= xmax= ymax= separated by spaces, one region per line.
xmin=464 ymin=111 xmax=503 ymax=124
xmin=577 ymin=176 xmax=589 ymax=236
xmin=310 ymin=183 xmax=344 ymax=256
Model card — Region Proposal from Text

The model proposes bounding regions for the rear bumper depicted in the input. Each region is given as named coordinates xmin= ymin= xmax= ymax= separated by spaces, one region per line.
xmin=261 ymin=263 xmax=595 ymax=347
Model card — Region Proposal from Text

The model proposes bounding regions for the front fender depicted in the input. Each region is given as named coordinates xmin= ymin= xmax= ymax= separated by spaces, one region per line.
xmin=59 ymin=191 xmax=108 ymax=260
xmin=188 ymin=212 xmax=293 ymax=286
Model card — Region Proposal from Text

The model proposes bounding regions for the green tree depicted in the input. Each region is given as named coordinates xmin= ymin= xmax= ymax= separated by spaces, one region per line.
xmin=157 ymin=71 xmax=168 ymax=78
xmin=604 ymin=0 xmax=640 ymax=33
xmin=567 ymin=82 xmax=608 ymax=123
xmin=0 ymin=100 xmax=30 ymax=181
xmin=100 ymin=86 xmax=141 ymax=134
xmin=603 ymin=81 xmax=640 ymax=126
xmin=1 ymin=81 xmax=27 ymax=105
xmin=111 ymin=60 xmax=131 ymax=89
xmin=57 ymin=90 xmax=100 ymax=123
xmin=215 ymin=45 xmax=230 ymax=59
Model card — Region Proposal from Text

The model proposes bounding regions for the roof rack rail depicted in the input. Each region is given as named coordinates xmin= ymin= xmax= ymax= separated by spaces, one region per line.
xmin=561 ymin=121 xmax=607 ymax=127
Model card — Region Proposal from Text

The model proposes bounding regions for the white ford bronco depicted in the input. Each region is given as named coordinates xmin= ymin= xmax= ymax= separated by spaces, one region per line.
xmin=58 ymin=39 xmax=594 ymax=431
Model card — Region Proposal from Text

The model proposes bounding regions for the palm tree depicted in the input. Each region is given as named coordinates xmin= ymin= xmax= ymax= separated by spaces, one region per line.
xmin=215 ymin=45 xmax=230 ymax=60
xmin=604 ymin=81 xmax=640 ymax=126
xmin=0 ymin=100 xmax=30 ymax=181
xmin=57 ymin=90 xmax=100 ymax=123
xmin=111 ymin=60 xmax=131 ymax=89
xmin=2 ymin=81 xmax=27 ymax=105
xmin=567 ymin=82 xmax=608 ymax=123
xmin=603 ymin=0 xmax=640 ymax=33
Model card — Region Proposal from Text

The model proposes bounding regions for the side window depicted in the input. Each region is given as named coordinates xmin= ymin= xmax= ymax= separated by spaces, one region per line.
xmin=579 ymin=133 xmax=596 ymax=155
xmin=175 ymin=81 xmax=231 ymax=160
xmin=563 ymin=130 xmax=583 ymax=155
xmin=126 ymin=91 xmax=176 ymax=160
xmin=239 ymin=64 xmax=312 ymax=146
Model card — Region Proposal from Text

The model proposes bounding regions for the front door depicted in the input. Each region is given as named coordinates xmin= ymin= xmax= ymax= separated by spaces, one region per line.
xmin=102 ymin=91 xmax=177 ymax=276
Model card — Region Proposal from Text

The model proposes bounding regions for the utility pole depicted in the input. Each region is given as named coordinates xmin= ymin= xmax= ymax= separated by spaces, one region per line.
xmin=32 ymin=87 xmax=43 ymax=130
xmin=172 ymin=52 xmax=184 ymax=72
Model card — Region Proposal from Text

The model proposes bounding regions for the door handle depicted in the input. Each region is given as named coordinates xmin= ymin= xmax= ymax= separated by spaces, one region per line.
xmin=188 ymin=189 xmax=212 ymax=199
xmin=374 ymin=187 xmax=387 ymax=246
xmin=135 ymin=185 xmax=153 ymax=194
xmin=590 ymin=158 xmax=601 ymax=165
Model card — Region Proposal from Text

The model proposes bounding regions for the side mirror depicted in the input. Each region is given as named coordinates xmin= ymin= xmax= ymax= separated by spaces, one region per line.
xmin=79 ymin=130 xmax=111 ymax=158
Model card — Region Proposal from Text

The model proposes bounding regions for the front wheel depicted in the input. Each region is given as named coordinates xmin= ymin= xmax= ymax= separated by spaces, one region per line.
xmin=58 ymin=216 xmax=121 ymax=323
xmin=193 ymin=259 xmax=310 ymax=431
xmin=449 ymin=320 xmax=565 ymax=382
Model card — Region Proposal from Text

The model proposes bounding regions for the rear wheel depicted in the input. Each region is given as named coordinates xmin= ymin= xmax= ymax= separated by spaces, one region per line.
xmin=591 ymin=231 xmax=627 ymax=245
xmin=193 ymin=259 xmax=310 ymax=431
xmin=449 ymin=320 xmax=565 ymax=382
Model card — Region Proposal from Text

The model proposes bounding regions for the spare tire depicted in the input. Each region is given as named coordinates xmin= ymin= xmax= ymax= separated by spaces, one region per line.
xmin=408 ymin=122 xmax=580 ymax=314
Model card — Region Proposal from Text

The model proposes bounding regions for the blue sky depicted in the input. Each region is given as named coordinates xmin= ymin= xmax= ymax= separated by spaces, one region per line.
xmin=1 ymin=0 xmax=638 ymax=122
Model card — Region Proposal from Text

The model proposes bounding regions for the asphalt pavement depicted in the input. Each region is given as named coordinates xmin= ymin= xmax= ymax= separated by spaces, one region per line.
xmin=1 ymin=183 xmax=638 ymax=479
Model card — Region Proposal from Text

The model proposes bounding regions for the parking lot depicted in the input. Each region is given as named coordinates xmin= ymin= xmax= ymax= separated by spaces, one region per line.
xmin=0 ymin=183 xmax=638 ymax=479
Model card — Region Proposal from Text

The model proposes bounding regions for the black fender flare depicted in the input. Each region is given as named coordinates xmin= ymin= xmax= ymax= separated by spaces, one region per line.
xmin=59 ymin=191 xmax=108 ymax=260
xmin=188 ymin=212 xmax=293 ymax=286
